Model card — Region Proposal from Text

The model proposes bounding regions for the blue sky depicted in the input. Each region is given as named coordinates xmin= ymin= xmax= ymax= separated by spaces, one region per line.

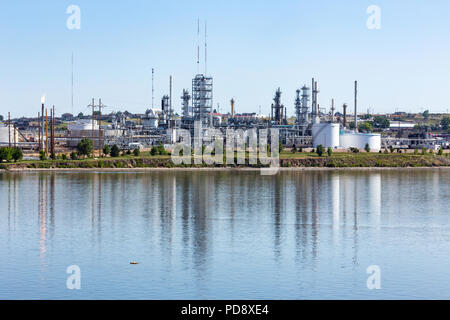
xmin=1 ymin=0 xmax=449 ymax=117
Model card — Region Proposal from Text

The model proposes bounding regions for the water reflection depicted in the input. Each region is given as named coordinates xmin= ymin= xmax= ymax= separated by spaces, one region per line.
xmin=1 ymin=169 xmax=449 ymax=299
xmin=7 ymin=170 xmax=388 ymax=271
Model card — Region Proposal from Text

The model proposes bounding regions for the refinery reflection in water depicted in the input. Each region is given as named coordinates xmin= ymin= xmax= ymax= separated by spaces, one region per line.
xmin=0 ymin=169 xmax=449 ymax=299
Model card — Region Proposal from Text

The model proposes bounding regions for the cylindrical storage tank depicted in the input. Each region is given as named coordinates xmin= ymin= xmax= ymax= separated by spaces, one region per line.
xmin=339 ymin=133 xmax=381 ymax=151
xmin=312 ymin=123 xmax=340 ymax=148
xmin=0 ymin=125 xmax=18 ymax=144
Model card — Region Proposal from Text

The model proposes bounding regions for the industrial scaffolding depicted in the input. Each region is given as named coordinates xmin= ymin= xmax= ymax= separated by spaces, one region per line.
xmin=192 ymin=74 xmax=213 ymax=125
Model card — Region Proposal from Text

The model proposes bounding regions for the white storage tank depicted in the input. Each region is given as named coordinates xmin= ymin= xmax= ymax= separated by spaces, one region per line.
xmin=68 ymin=119 xmax=99 ymax=131
xmin=312 ymin=123 xmax=340 ymax=148
xmin=339 ymin=132 xmax=381 ymax=151
xmin=0 ymin=125 xmax=18 ymax=144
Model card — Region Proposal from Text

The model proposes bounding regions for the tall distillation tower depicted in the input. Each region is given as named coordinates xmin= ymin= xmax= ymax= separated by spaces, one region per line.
xmin=192 ymin=20 xmax=213 ymax=126
xmin=295 ymin=86 xmax=310 ymax=135
xmin=271 ymin=88 xmax=284 ymax=125
xmin=181 ymin=89 xmax=191 ymax=118
xmin=192 ymin=75 xmax=213 ymax=125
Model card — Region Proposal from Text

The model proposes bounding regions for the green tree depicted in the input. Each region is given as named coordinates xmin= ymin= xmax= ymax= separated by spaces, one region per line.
xmin=327 ymin=147 xmax=332 ymax=157
xmin=12 ymin=148 xmax=23 ymax=162
xmin=365 ymin=143 xmax=371 ymax=153
xmin=316 ymin=145 xmax=324 ymax=157
xmin=70 ymin=151 xmax=78 ymax=160
xmin=438 ymin=147 xmax=444 ymax=156
xmin=158 ymin=144 xmax=168 ymax=155
xmin=291 ymin=145 xmax=297 ymax=153
xmin=77 ymin=138 xmax=93 ymax=157
xmin=421 ymin=147 xmax=427 ymax=155
xmin=279 ymin=139 xmax=284 ymax=153
xmin=0 ymin=147 xmax=13 ymax=162
xmin=39 ymin=150 xmax=46 ymax=161
xmin=61 ymin=154 xmax=68 ymax=160
xmin=373 ymin=116 xmax=390 ymax=129
xmin=441 ymin=117 xmax=450 ymax=131
xmin=150 ymin=147 xmax=157 ymax=156
xmin=110 ymin=145 xmax=120 ymax=157
xmin=414 ymin=149 xmax=419 ymax=155
xmin=423 ymin=110 xmax=430 ymax=119
xmin=359 ymin=122 xmax=373 ymax=132
xmin=0 ymin=115 xmax=4 ymax=121
xmin=103 ymin=145 xmax=111 ymax=156
xmin=133 ymin=148 xmax=140 ymax=156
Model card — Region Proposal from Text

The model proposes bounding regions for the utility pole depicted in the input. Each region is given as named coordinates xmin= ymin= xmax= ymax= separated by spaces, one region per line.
xmin=87 ymin=99 xmax=107 ymax=158
xmin=50 ymin=108 xmax=53 ymax=156
xmin=354 ymin=81 xmax=358 ymax=132
xmin=45 ymin=109 xmax=48 ymax=157
xmin=98 ymin=99 xmax=107 ymax=157
xmin=71 ymin=53 xmax=74 ymax=115
xmin=38 ymin=112 xmax=41 ymax=152
xmin=51 ymin=106 xmax=55 ymax=156
xmin=53 ymin=105 xmax=55 ymax=156
xmin=8 ymin=112 xmax=11 ymax=147
xmin=88 ymin=98 xmax=95 ymax=157
xmin=13 ymin=123 xmax=16 ymax=148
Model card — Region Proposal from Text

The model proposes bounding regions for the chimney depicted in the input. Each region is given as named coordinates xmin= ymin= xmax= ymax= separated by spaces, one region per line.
xmin=343 ymin=104 xmax=348 ymax=128
xmin=231 ymin=98 xmax=235 ymax=118
xmin=354 ymin=81 xmax=358 ymax=131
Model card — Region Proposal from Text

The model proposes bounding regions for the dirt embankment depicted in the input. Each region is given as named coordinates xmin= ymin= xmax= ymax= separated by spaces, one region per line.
xmin=1 ymin=154 xmax=450 ymax=171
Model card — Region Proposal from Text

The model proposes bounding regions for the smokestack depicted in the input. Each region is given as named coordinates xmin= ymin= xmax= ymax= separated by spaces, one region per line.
xmin=315 ymin=81 xmax=319 ymax=119
xmin=311 ymin=78 xmax=315 ymax=117
xmin=354 ymin=81 xmax=358 ymax=131
xmin=8 ymin=112 xmax=11 ymax=147
xmin=41 ymin=102 xmax=45 ymax=152
xmin=52 ymin=106 xmax=55 ymax=156
xmin=169 ymin=76 xmax=173 ymax=122
xmin=45 ymin=108 xmax=48 ymax=157
xmin=331 ymin=99 xmax=335 ymax=123
xmin=343 ymin=104 xmax=348 ymax=128
xmin=38 ymin=112 xmax=41 ymax=152
xmin=231 ymin=98 xmax=235 ymax=118
xmin=50 ymin=108 xmax=52 ymax=155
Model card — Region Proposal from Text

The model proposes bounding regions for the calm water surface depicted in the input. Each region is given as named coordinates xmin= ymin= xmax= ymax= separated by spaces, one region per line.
xmin=0 ymin=169 xmax=449 ymax=300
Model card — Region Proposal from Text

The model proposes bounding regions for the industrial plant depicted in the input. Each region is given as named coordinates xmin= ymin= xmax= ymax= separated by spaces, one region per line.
xmin=1 ymin=23 xmax=449 ymax=157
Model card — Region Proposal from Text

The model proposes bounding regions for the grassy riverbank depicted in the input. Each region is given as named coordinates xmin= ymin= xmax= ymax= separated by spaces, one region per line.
xmin=1 ymin=152 xmax=449 ymax=171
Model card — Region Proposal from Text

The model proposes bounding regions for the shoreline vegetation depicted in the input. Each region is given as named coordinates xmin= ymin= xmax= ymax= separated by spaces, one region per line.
xmin=1 ymin=152 xmax=449 ymax=172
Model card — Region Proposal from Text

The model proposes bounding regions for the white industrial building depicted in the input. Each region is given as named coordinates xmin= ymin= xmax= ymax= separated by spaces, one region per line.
xmin=142 ymin=109 xmax=160 ymax=130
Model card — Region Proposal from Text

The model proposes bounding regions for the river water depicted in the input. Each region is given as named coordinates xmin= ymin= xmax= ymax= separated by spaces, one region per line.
xmin=0 ymin=169 xmax=449 ymax=300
